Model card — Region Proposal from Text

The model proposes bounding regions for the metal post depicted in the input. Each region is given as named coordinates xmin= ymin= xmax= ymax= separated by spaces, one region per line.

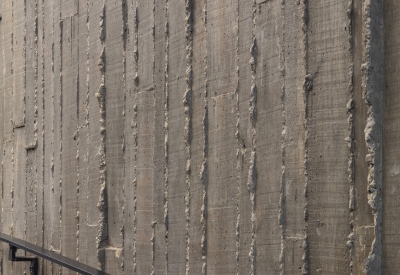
xmin=9 ymin=244 xmax=38 ymax=275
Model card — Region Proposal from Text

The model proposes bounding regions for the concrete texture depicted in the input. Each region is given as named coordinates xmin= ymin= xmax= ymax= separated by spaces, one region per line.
xmin=0 ymin=0 xmax=397 ymax=274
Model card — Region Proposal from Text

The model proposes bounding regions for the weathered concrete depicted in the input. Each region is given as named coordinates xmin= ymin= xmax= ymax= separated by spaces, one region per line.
xmin=153 ymin=1 xmax=167 ymax=274
xmin=136 ymin=2 xmax=154 ymax=274
xmin=42 ymin=0 xmax=55 ymax=274
xmin=123 ymin=1 xmax=138 ymax=274
xmin=306 ymin=1 xmax=353 ymax=274
xmin=282 ymin=0 xmax=308 ymax=273
xmin=167 ymin=0 xmax=187 ymax=274
xmin=188 ymin=0 xmax=206 ymax=274
xmin=352 ymin=0 xmax=376 ymax=274
xmin=61 ymin=15 xmax=79 ymax=275
xmin=0 ymin=0 xmax=399 ymax=274
xmin=383 ymin=0 xmax=399 ymax=274
xmin=254 ymin=1 xmax=284 ymax=273
xmin=206 ymin=0 xmax=238 ymax=274
xmin=77 ymin=0 xmax=89 ymax=267
xmin=87 ymin=0 xmax=103 ymax=271
xmin=237 ymin=0 xmax=253 ymax=274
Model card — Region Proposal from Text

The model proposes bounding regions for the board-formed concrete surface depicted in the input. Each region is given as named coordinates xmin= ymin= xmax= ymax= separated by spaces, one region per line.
xmin=0 ymin=0 xmax=397 ymax=274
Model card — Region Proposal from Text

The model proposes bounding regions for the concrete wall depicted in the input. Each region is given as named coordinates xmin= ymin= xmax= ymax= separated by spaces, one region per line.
xmin=0 ymin=0 xmax=397 ymax=274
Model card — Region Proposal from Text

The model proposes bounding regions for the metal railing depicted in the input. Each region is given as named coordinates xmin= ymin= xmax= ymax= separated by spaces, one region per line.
xmin=0 ymin=233 xmax=110 ymax=275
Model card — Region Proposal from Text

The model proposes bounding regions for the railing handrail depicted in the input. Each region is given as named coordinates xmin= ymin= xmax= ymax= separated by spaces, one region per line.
xmin=0 ymin=233 xmax=110 ymax=275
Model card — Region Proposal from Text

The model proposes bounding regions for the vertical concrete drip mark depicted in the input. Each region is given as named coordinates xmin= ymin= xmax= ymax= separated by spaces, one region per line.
xmin=76 ymin=10 xmax=81 ymax=263
xmin=248 ymin=2 xmax=257 ymax=275
xmin=24 ymin=38 xmax=27 ymax=239
xmin=133 ymin=3 xmax=139 ymax=274
xmin=79 ymin=0 xmax=91 ymax=265
xmin=346 ymin=1 xmax=355 ymax=274
xmin=151 ymin=1 xmax=156 ymax=274
xmin=121 ymin=0 xmax=128 ymax=271
xmin=184 ymin=1 xmax=193 ymax=274
xmin=23 ymin=0 xmax=27 ymax=129
xmin=11 ymin=137 xmax=14 ymax=235
xmin=302 ymin=0 xmax=309 ymax=274
xmin=76 ymin=132 xmax=80 ymax=261
xmin=34 ymin=0 xmax=39 ymax=249
xmin=11 ymin=137 xmax=14 ymax=237
xmin=85 ymin=0 xmax=90 ymax=266
xmin=58 ymin=16 xmax=63 ymax=269
xmin=85 ymin=0 xmax=90 ymax=150
xmin=200 ymin=0 xmax=208 ymax=274
xmin=33 ymin=0 xmax=38 ymax=149
xmin=32 ymin=0 xmax=38 ymax=149
xmin=10 ymin=0 xmax=15 ymax=238
xmin=279 ymin=0 xmax=286 ymax=274
xmin=57 ymin=3 xmax=63 ymax=269
xmin=234 ymin=0 xmax=240 ymax=274
xmin=40 ymin=0 xmax=45 ymax=252
xmin=49 ymin=0 xmax=54 ymax=259
xmin=151 ymin=220 xmax=156 ymax=275
xmin=76 ymin=1 xmax=90 ymax=263
xmin=0 ymin=62 xmax=2 ymax=270
xmin=151 ymin=0 xmax=157 ymax=275
xmin=163 ymin=1 xmax=169 ymax=273
xmin=96 ymin=3 xmax=108 ymax=270
xmin=0 ymin=3 xmax=2 ymax=256
xmin=86 ymin=2 xmax=90 ymax=159
xmin=362 ymin=0 xmax=383 ymax=274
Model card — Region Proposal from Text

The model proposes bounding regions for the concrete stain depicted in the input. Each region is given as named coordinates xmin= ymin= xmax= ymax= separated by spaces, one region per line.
xmin=163 ymin=1 xmax=169 ymax=273
xmin=248 ymin=4 xmax=258 ymax=273
xmin=302 ymin=1 xmax=309 ymax=273
xmin=346 ymin=1 xmax=355 ymax=272
xmin=184 ymin=1 xmax=193 ymax=275
xmin=132 ymin=3 xmax=139 ymax=274
xmin=200 ymin=0 xmax=208 ymax=273
xmin=95 ymin=3 xmax=107 ymax=271
xmin=362 ymin=0 xmax=383 ymax=274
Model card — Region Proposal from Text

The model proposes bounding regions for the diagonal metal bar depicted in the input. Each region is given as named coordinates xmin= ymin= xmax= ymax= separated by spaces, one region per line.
xmin=0 ymin=233 xmax=110 ymax=275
